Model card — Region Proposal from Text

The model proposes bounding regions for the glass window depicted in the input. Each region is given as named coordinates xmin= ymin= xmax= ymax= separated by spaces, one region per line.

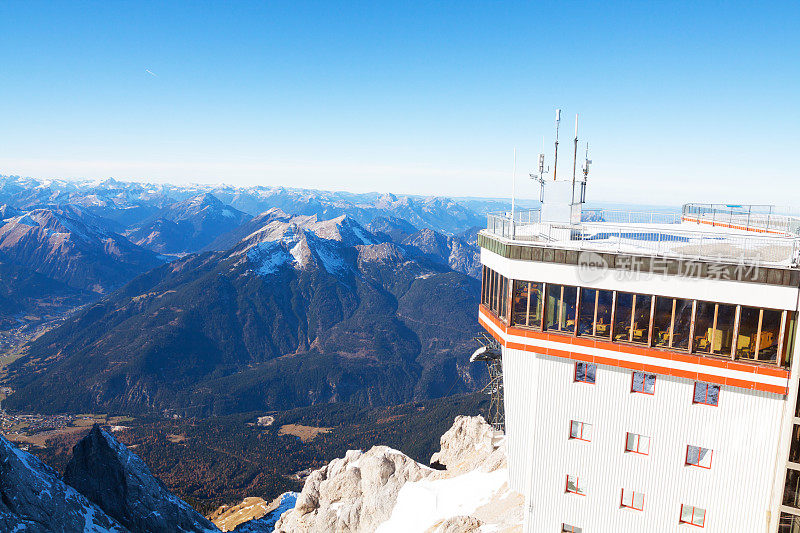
xmin=784 ymin=313 xmax=797 ymax=368
xmin=578 ymin=288 xmax=597 ymax=336
xmin=631 ymin=294 xmax=652 ymax=344
xmin=481 ymin=266 xmax=488 ymax=306
xmin=671 ymin=299 xmax=693 ymax=350
xmin=779 ymin=512 xmax=800 ymax=533
xmin=789 ymin=425 xmax=800 ymax=464
xmin=498 ymin=275 xmax=508 ymax=320
xmin=680 ymin=505 xmax=706 ymax=527
xmin=625 ymin=433 xmax=650 ymax=455
xmin=575 ymin=362 xmax=596 ymax=384
xmin=737 ymin=306 xmax=761 ymax=360
xmin=579 ymin=288 xmax=612 ymax=338
xmin=652 ymin=297 xmax=674 ymax=348
xmin=714 ymin=303 xmax=736 ymax=355
xmin=546 ymin=284 xmax=577 ymax=333
xmin=784 ymin=469 xmax=800 ymax=509
xmin=566 ymin=474 xmax=585 ymax=495
xmin=693 ymin=301 xmax=715 ymax=354
xmin=686 ymin=445 xmax=713 ymax=468
xmin=632 ymin=372 xmax=656 ymax=394
xmin=758 ymin=309 xmax=783 ymax=363
xmin=621 ymin=489 xmax=644 ymax=511
xmin=511 ymin=281 xmax=530 ymax=327
xmin=594 ymin=290 xmax=613 ymax=339
xmin=569 ymin=420 xmax=592 ymax=442
xmin=694 ymin=382 xmax=720 ymax=406
xmin=614 ymin=292 xmax=634 ymax=342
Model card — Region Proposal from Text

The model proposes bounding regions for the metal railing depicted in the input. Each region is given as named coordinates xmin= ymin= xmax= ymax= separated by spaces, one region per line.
xmin=485 ymin=210 xmax=800 ymax=267
xmin=682 ymin=203 xmax=800 ymax=235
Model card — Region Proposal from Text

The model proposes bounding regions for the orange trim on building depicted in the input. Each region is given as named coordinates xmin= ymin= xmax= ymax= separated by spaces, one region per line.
xmin=478 ymin=304 xmax=789 ymax=395
xmin=681 ymin=216 xmax=790 ymax=236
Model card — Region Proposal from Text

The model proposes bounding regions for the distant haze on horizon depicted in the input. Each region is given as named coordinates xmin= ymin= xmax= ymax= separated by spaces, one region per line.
xmin=0 ymin=1 xmax=797 ymax=206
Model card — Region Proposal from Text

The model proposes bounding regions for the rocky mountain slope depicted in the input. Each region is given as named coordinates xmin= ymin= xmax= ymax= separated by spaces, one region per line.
xmin=0 ymin=432 xmax=126 ymax=532
xmin=64 ymin=425 xmax=218 ymax=532
xmin=0 ymin=205 xmax=162 ymax=293
xmin=0 ymin=175 xmax=491 ymax=236
xmin=1 ymin=425 xmax=220 ymax=532
xmin=402 ymin=228 xmax=480 ymax=279
xmin=4 ymin=212 xmax=482 ymax=416
xmin=274 ymin=415 xmax=522 ymax=533
xmin=128 ymin=193 xmax=251 ymax=254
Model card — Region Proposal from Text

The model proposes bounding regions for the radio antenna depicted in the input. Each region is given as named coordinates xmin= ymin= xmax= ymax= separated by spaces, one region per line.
xmin=552 ymin=109 xmax=561 ymax=181
xmin=582 ymin=142 xmax=592 ymax=181
xmin=571 ymin=113 xmax=579 ymax=204
xmin=530 ymin=136 xmax=549 ymax=203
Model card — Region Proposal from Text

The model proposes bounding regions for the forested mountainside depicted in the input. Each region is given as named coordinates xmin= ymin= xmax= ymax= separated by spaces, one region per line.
xmin=4 ymin=212 xmax=483 ymax=416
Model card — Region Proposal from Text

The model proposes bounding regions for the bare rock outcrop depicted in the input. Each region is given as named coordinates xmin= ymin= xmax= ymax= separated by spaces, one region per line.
xmin=275 ymin=447 xmax=436 ymax=533
xmin=275 ymin=415 xmax=520 ymax=533
xmin=430 ymin=415 xmax=505 ymax=474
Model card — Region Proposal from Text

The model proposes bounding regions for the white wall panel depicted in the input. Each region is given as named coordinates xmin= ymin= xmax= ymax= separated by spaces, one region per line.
xmin=503 ymin=346 xmax=788 ymax=533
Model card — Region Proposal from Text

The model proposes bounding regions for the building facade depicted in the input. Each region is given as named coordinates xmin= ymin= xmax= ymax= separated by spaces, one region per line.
xmin=477 ymin=204 xmax=800 ymax=532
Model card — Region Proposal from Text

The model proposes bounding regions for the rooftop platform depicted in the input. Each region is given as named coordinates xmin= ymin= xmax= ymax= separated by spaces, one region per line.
xmin=484 ymin=205 xmax=800 ymax=269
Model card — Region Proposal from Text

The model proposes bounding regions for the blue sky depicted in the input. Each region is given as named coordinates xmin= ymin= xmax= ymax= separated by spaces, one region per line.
xmin=1 ymin=1 xmax=798 ymax=205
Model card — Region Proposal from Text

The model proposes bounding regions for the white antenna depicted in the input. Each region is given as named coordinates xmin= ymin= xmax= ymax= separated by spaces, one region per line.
xmin=571 ymin=113 xmax=579 ymax=204
xmin=582 ymin=142 xmax=592 ymax=181
xmin=553 ymin=109 xmax=561 ymax=181
xmin=511 ymin=147 xmax=517 ymax=220
xmin=530 ymin=137 xmax=549 ymax=203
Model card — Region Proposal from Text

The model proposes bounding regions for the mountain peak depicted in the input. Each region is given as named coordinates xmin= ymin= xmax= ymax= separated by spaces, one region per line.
xmin=64 ymin=425 xmax=218 ymax=533
xmin=0 ymin=433 xmax=126 ymax=532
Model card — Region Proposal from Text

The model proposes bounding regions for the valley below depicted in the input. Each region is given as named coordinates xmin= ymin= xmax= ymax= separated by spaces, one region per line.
xmin=9 ymin=393 xmax=488 ymax=514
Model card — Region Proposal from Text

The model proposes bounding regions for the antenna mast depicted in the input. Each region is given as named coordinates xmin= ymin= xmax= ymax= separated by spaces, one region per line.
xmin=552 ymin=109 xmax=561 ymax=181
xmin=571 ymin=113 xmax=579 ymax=204
xmin=530 ymin=137 xmax=549 ymax=203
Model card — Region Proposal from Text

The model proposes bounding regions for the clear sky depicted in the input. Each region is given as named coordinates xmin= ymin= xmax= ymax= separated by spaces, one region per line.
xmin=1 ymin=1 xmax=798 ymax=205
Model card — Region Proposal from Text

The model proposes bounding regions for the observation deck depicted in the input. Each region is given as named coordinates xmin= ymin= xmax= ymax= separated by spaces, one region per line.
xmin=482 ymin=204 xmax=800 ymax=278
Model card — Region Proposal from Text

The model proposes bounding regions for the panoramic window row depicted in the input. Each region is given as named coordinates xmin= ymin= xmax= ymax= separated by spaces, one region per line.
xmin=480 ymin=266 xmax=796 ymax=367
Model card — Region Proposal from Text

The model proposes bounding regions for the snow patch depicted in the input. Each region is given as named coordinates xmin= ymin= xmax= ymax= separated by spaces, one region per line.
xmin=376 ymin=468 xmax=509 ymax=533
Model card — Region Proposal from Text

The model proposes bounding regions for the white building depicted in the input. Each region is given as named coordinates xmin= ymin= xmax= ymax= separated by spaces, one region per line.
xmin=478 ymin=198 xmax=800 ymax=532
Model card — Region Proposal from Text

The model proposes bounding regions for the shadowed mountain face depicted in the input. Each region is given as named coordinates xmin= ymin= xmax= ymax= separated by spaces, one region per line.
xmin=0 ymin=205 xmax=162 ymax=294
xmin=4 ymin=211 xmax=483 ymax=416
xmin=64 ymin=426 xmax=218 ymax=533
xmin=0 ymin=432 xmax=126 ymax=532
xmin=0 ymin=426 xmax=220 ymax=533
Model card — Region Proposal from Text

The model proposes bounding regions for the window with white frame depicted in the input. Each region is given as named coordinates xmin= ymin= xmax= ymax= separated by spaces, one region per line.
xmin=621 ymin=488 xmax=644 ymax=510
xmin=686 ymin=445 xmax=713 ymax=469
xmin=566 ymin=475 xmax=585 ymax=495
xmin=680 ymin=504 xmax=706 ymax=527
xmin=632 ymin=371 xmax=656 ymax=394
xmin=625 ymin=432 xmax=650 ymax=455
xmin=569 ymin=420 xmax=592 ymax=442
xmin=693 ymin=382 xmax=720 ymax=406
xmin=575 ymin=362 xmax=596 ymax=384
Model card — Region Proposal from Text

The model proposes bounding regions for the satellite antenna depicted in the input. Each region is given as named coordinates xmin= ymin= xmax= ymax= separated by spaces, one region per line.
xmin=552 ymin=109 xmax=561 ymax=181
